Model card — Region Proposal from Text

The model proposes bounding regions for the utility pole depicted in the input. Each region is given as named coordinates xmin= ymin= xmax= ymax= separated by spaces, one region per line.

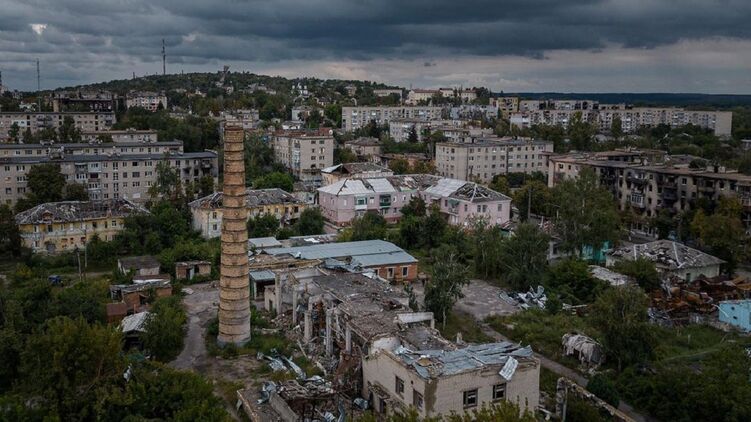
xmin=162 ymin=39 xmax=166 ymax=76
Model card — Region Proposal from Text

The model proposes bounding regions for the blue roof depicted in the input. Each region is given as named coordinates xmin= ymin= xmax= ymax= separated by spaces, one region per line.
xmin=351 ymin=251 xmax=418 ymax=267
xmin=249 ymin=270 xmax=275 ymax=281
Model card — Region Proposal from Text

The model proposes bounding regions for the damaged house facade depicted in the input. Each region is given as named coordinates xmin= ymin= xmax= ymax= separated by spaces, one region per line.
xmin=15 ymin=199 xmax=148 ymax=254
xmin=317 ymin=174 xmax=511 ymax=227
xmin=607 ymin=240 xmax=724 ymax=282
xmin=256 ymin=270 xmax=540 ymax=420
xmin=189 ymin=188 xmax=308 ymax=239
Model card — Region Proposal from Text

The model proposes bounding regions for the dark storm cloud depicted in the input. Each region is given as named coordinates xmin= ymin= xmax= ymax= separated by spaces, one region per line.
xmin=1 ymin=0 xmax=750 ymax=90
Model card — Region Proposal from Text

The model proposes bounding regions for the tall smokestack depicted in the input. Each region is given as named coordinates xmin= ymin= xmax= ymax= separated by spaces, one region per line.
xmin=218 ymin=125 xmax=251 ymax=345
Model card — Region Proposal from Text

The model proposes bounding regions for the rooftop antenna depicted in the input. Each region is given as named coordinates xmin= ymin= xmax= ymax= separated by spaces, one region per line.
xmin=162 ymin=39 xmax=166 ymax=76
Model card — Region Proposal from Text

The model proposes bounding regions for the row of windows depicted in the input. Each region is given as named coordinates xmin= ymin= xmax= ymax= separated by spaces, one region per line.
xmin=393 ymin=375 xmax=505 ymax=410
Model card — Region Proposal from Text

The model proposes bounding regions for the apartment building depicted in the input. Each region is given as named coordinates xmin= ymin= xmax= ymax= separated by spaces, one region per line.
xmin=51 ymin=90 xmax=123 ymax=112
xmin=317 ymin=174 xmax=511 ymax=227
xmin=373 ymin=88 xmax=403 ymax=98
xmin=492 ymin=97 xmax=520 ymax=117
xmin=189 ymin=188 xmax=308 ymax=239
xmin=125 ymin=91 xmax=168 ymax=112
xmin=406 ymin=89 xmax=441 ymax=105
xmin=343 ymin=137 xmax=381 ymax=159
xmin=321 ymin=162 xmax=393 ymax=186
xmin=548 ymin=151 xmax=751 ymax=230
xmin=14 ymin=198 xmax=147 ymax=254
xmin=81 ymin=129 xmax=158 ymax=143
xmin=510 ymin=105 xmax=732 ymax=137
xmin=219 ymin=109 xmax=260 ymax=141
xmin=272 ymin=128 xmax=334 ymax=180
xmin=389 ymin=118 xmax=473 ymax=142
xmin=435 ymin=138 xmax=554 ymax=183
xmin=449 ymin=104 xmax=498 ymax=120
xmin=0 ymin=111 xmax=116 ymax=142
xmin=341 ymin=106 xmax=442 ymax=132
xmin=0 ymin=141 xmax=218 ymax=205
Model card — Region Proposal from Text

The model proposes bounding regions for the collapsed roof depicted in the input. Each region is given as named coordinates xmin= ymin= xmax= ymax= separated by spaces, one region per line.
xmin=189 ymin=188 xmax=303 ymax=210
xmin=608 ymin=240 xmax=725 ymax=271
xmin=15 ymin=199 xmax=148 ymax=225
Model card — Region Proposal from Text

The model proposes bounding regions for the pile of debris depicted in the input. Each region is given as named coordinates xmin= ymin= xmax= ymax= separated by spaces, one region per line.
xmin=562 ymin=332 xmax=605 ymax=369
xmin=650 ymin=275 xmax=751 ymax=324
xmin=501 ymin=285 xmax=548 ymax=310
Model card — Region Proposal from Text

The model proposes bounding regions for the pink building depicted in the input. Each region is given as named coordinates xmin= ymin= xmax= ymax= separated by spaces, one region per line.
xmin=317 ymin=174 xmax=510 ymax=227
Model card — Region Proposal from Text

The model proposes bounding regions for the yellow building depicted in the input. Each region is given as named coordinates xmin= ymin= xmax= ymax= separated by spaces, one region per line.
xmin=189 ymin=188 xmax=309 ymax=239
xmin=15 ymin=199 xmax=148 ymax=254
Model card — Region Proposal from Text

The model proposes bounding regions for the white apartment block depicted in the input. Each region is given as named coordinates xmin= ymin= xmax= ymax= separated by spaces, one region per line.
xmin=272 ymin=129 xmax=335 ymax=180
xmin=341 ymin=106 xmax=443 ymax=132
xmin=125 ymin=91 xmax=168 ymax=112
xmin=0 ymin=141 xmax=218 ymax=205
xmin=81 ymin=129 xmax=158 ymax=143
xmin=373 ymin=88 xmax=403 ymax=98
xmin=436 ymin=139 xmax=554 ymax=183
xmin=510 ymin=104 xmax=732 ymax=137
xmin=0 ymin=112 xmax=116 ymax=142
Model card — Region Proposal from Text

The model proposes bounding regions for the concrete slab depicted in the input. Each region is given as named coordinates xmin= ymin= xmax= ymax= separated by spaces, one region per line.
xmin=455 ymin=279 xmax=520 ymax=320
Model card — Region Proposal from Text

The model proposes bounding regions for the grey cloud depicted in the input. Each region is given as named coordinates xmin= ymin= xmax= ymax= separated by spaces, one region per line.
xmin=0 ymin=0 xmax=750 ymax=91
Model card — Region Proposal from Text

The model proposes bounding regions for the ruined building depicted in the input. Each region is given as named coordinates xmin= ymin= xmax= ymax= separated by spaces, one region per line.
xmin=218 ymin=126 xmax=251 ymax=345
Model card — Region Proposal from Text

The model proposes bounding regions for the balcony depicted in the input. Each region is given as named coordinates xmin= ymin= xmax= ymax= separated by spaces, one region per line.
xmin=627 ymin=176 xmax=648 ymax=185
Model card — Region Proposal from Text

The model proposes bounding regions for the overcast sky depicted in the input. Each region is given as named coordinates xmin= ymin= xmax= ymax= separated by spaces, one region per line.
xmin=1 ymin=0 xmax=751 ymax=93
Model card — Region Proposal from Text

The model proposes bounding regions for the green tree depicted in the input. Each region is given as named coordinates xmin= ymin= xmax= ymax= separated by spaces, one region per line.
xmin=589 ymin=286 xmax=656 ymax=371
xmin=149 ymin=161 xmax=181 ymax=201
xmin=247 ymin=213 xmax=280 ymax=238
xmin=610 ymin=115 xmax=623 ymax=140
xmin=253 ymin=171 xmax=294 ymax=192
xmin=294 ymin=207 xmax=324 ymax=236
xmin=407 ymin=126 xmax=419 ymax=143
xmin=489 ymin=175 xmax=511 ymax=196
xmin=546 ymin=258 xmax=606 ymax=304
xmin=650 ymin=209 xmax=675 ymax=239
xmin=0 ymin=204 xmax=22 ymax=256
xmin=198 ymin=175 xmax=215 ymax=197
xmin=691 ymin=197 xmax=746 ymax=274
xmin=512 ymin=180 xmax=551 ymax=221
xmin=58 ymin=116 xmax=82 ymax=143
xmin=587 ymin=374 xmax=620 ymax=407
xmin=388 ymin=158 xmax=410 ymax=175
xmin=141 ymin=296 xmax=187 ymax=362
xmin=16 ymin=163 xmax=66 ymax=211
xmin=63 ymin=183 xmax=90 ymax=201
xmin=497 ymin=223 xmax=550 ymax=291
xmin=612 ymin=258 xmax=660 ymax=291
xmin=19 ymin=317 xmax=125 ymax=419
xmin=567 ymin=111 xmax=596 ymax=151
xmin=424 ymin=248 xmax=470 ymax=327
xmin=8 ymin=122 xmax=20 ymax=143
xmin=345 ymin=212 xmax=388 ymax=241
xmin=551 ymin=168 xmax=619 ymax=255
xmin=401 ymin=196 xmax=427 ymax=218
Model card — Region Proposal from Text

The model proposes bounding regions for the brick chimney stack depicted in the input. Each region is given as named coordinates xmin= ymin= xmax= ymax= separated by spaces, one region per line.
xmin=218 ymin=126 xmax=251 ymax=345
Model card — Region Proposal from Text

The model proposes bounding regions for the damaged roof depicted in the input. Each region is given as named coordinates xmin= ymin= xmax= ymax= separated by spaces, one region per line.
xmin=395 ymin=341 xmax=533 ymax=379
xmin=321 ymin=162 xmax=392 ymax=175
xmin=15 ymin=199 xmax=148 ymax=225
xmin=189 ymin=188 xmax=303 ymax=210
xmin=608 ymin=240 xmax=725 ymax=271
xmin=318 ymin=174 xmax=509 ymax=203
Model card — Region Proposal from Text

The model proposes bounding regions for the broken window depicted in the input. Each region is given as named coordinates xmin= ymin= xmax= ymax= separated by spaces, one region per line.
xmin=413 ymin=390 xmax=424 ymax=409
xmin=395 ymin=376 xmax=404 ymax=396
xmin=493 ymin=384 xmax=506 ymax=401
xmin=463 ymin=389 xmax=478 ymax=408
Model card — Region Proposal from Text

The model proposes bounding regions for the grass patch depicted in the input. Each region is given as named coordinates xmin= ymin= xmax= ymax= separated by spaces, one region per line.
xmin=652 ymin=324 xmax=740 ymax=362
xmin=438 ymin=311 xmax=493 ymax=343
xmin=485 ymin=308 xmax=592 ymax=364
xmin=539 ymin=367 xmax=560 ymax=397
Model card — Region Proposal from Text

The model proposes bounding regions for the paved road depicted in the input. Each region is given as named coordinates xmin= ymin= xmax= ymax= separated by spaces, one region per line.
xmin=478 ymin=322 xmax=648 ymax=422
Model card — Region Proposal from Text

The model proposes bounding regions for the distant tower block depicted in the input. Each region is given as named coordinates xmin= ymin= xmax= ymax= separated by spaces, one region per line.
xmin=218 ymin=126 xmax=251 ymax=345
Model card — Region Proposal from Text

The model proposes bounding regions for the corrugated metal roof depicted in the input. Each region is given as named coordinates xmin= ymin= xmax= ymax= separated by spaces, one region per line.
xmin=317 ymin=179 xmax=372 ymax=196
xmin=423 ymin=178 xmax=466 ymax=197
xmin=368 ymin=178 xmax=396 ymax=193
xmin=351 ymin=251 xmax=417 ymax=267
xmin=267 ymin=240 xmax=409 ymax=261
xmin=249 ymin=237 xmax=283 ymax=249
xmin=249 ymin=270 xmax=276 ymax=281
